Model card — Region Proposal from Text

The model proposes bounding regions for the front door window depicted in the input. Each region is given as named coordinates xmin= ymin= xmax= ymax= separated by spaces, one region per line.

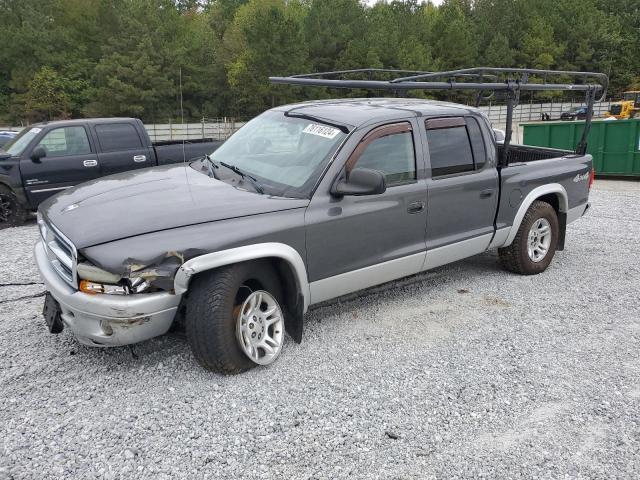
xmin=37 ymin=126 xmax=91 ymax=157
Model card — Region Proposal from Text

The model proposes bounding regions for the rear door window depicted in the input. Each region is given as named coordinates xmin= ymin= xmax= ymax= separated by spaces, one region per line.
xmin=465 ymin=117 xmax=487 ymax=168
xmin=426 ymin=116 xmax=488 ymax=177
xmin=95 ymin=123 xmax=143 ymax=152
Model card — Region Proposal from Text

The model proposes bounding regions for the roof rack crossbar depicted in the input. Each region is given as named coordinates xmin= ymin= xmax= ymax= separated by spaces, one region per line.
xmin=271 ymin=67 xmax=608 ymax=102
xmin=270 ymin=77 xmax=602 ymax=94
xmin=290 ymin=68 xmax=430 ymax=79
xmin=270 ymin=67 xmax=609 ymax=159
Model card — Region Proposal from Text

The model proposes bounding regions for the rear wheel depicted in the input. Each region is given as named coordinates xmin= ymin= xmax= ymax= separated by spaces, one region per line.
xmin=499 ymin=200 xmax=559 ymax=275
xmin=0 ymin=186 xmax=28 ymax=229
xmin=184 ymin=261 xmax=285 ymax=374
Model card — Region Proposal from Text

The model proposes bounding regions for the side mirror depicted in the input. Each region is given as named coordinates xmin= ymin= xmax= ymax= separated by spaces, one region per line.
xmin=332 ymin=168 xmax=386 ymax=196
xmin=493 ymin=128 xmax=506 ymax=144
xmin=31 ymin=146 xmax=47 ymax=163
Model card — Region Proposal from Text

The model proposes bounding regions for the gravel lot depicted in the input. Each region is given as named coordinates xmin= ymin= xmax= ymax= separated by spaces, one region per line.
xmin=1 ymin=181 xmax=639 ymax=479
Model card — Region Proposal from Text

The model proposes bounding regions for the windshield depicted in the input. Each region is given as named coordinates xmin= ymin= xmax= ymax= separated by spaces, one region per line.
xmin=623 ymin=92 xmax=638 ymax=101
xmin=3 ymin=127 xmax=42 ymax=155
xmin=207 ymin=110 xmax=347 ymax=197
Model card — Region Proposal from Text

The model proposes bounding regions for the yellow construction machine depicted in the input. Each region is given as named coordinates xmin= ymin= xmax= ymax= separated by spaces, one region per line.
xmin=604 ymin=91 xmax=640 ymax=119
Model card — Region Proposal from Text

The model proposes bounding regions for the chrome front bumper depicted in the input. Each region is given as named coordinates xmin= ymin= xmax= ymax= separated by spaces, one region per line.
xmin=35 ymin=241 xmax=181 ymax=347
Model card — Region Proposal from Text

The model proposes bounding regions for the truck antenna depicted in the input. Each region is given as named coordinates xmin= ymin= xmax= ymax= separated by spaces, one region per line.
xmin=179 ymin=66 xmax=195 ymax=200
xmin=180 ymin=66 xmax=186 ymax=164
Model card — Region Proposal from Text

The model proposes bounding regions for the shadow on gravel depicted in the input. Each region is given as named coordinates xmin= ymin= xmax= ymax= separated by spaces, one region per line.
xmin=52 ymin=329 xmax=193 ymax=371
xmin=38 ymin=251 xmax=509 ymax=370
xmin=304 ymin=250 xmax=506 ymax=329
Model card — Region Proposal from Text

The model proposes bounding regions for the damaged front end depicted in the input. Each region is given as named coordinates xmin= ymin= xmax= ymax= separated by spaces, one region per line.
xmin=76 ymin=251 xmax=187 ymax=296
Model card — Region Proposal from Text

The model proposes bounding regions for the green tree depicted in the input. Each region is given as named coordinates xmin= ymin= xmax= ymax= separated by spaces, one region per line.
xmin=520 ymin=16 xmax=563 ymax=69
xmin=483 ymin=34 xmax=515 ymax=67
xmin=22 ymin=67 xmax=72 ymax=121
xmin=595 ymin=0 xmax=639 ymax=94
xmin=87 ymin=45 xmax=174 ymax=119
xmin=0 ymin=0 xmax=638 ymax=121
xmin=430 ymin=0 xmax=477 ymax=69
xmin=85 ymin=0 xmax=182 ymax=121
xmin=222 ymin=0 xmax=308 ymax=116
xmin=304 ymin=0 xmax=366 ymax=73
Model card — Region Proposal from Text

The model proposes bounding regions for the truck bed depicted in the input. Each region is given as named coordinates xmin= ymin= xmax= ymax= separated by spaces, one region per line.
xmin=153 ymin=138 xmax=223 ymax=166
xmin=498 ymin=144 xmax=573 ymax=164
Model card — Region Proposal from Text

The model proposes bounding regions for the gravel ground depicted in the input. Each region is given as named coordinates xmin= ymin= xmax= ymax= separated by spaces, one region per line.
xmin=1 ymin=181 xmax=639 ymax=479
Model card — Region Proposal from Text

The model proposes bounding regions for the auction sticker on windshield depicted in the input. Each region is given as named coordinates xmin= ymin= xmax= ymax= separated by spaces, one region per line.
xmin=303 ymin=124 xmax=340 ymax=139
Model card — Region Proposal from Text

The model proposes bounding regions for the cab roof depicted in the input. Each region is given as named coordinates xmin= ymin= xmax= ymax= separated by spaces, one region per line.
xmin=275 ymin=98 xmax=482 ymax=128
xmin=30 ymin=118 xmax=138 ymax=128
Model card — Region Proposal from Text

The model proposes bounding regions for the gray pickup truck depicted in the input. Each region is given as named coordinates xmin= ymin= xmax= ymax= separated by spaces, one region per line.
xmin=34 ymin=68 xmax=602 ymax=374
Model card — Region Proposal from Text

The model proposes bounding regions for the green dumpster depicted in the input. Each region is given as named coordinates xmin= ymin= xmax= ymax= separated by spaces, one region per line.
xmin=522 ymin=119 xmax=640 ymax=177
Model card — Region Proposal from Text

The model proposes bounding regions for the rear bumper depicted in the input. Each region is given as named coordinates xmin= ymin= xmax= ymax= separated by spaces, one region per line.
xmin=567 ymin=202 xmax=590 ymax=225
xmin=35 ymin=241 xmax=181 ymax=347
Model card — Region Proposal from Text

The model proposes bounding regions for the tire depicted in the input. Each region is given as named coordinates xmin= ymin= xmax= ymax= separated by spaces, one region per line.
xmin=499 ymin=200 xmax=559 ymax=275
xmin=184 ymin=261 xmax=284 ymax=374
xmin=0 ymin=186 xmax=28 ymax=229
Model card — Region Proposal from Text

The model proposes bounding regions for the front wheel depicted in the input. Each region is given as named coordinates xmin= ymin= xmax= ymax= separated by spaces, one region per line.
xmin=499 ymin=200 xmax=559 ymax=275
xmin=0 ymin=186 xmax=28 ymax=229
xmin=184 ymin=261 xmax=285 ymax=374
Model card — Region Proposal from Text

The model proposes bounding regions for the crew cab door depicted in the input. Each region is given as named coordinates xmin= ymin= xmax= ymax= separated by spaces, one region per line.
xmin=422 ymin=116 xmax=499 ymax=269
xmin=20 ymin=125 xmax=99 ymax=206
xmin=305 ymin=120 xmax=428 ymax=304
xmin=90 ymin=122 xmax=154 ymax=176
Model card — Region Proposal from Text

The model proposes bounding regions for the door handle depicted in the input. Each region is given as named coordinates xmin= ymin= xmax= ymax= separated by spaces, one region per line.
xmin=480 ymin=189 xmax=494 ymax=198
xmin=83 ymin=159 xmax=98 ymax=167
xmin=407 ymin=201 xmax=425 ymax=214
xmin=133 ymin=155 xmax=147 ymax=163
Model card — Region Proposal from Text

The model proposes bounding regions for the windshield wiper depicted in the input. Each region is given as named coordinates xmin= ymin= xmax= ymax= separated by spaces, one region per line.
xmin=219 ymin=161 xmax=264 ymax=194
xmin=201 ymin=154 xmax=219 ymax=179
xmin=284 ymin=111 xmax=350 ymax=134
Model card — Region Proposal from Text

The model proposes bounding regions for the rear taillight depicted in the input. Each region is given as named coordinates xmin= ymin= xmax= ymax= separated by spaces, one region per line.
xmin=588 ymin=167 xmax=595 ymax=189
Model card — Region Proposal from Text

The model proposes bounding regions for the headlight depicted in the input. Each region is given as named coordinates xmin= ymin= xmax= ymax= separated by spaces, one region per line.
xmin=77 ymin=262 xmax=151 ymax=295
xmin=79 ymin=280 xmax=128 ymax=295
xmin=76 ymin=252 xmax=182 ymax=295
xmin=77 ymin=263 xmax=122 ymax=284
xmin=77 ymin=261 xmax=159 ymax=295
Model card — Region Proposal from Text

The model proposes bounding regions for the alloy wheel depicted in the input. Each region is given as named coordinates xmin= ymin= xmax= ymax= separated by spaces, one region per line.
xmin=235 ymin=290 xmax=284 ymax=365
xmin=527 ymin=218 xmax=552 ymax=262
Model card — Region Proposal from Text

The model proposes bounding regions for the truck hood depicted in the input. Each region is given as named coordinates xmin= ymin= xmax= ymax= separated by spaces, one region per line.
xmin=40 ymin=164 xmax=309 ymax=248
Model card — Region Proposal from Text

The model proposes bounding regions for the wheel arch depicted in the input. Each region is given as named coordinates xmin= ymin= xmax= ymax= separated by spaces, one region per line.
xmin=0 ymin=179 xmax=29 ymax=227
xmin=0 ymin=173 xmax=30 ymax=207
xmin=174 ymin=243 xmax=310 ymax=342
xmin=502 ymin=184 xmax=568 ymax=247
xmin=0 ymin=178 xmax=20 ymax=197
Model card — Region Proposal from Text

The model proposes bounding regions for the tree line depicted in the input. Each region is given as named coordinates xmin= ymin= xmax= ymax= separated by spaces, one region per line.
xmin=1 ymin=0 xmax=638 ymax=124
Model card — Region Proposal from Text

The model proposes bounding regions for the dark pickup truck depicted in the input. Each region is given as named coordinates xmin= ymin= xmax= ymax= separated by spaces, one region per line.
xmin=0 ymin=118 xmax=221 ymax=227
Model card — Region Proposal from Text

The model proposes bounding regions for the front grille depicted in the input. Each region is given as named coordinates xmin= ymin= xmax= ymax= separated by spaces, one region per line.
xmin=609 ymin=104 xmax=622 ymax=115
xmin=38 ymin=216 xmax=78 ymax=288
